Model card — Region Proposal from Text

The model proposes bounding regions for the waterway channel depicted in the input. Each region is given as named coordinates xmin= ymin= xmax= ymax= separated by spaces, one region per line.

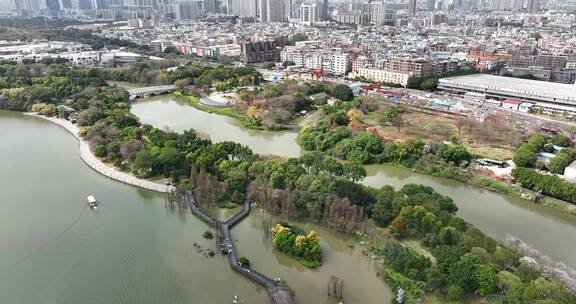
xmin=0 ymin=110 xmax=392 ymax=303
xmin=131 ymin=96 xmax=576 ymax=270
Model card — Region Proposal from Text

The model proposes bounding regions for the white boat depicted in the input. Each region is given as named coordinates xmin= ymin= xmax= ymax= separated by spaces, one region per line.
xmin=87 ymin=195 xmax=98 ymax=209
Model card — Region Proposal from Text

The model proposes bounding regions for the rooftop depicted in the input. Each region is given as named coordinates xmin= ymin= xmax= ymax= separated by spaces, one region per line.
xmin=439 ymin=74 xmax=576 ymax=101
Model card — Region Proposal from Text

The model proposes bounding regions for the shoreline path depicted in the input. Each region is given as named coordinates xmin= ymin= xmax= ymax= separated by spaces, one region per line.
xmin=25 ymin=113 xmax=174 ymax=193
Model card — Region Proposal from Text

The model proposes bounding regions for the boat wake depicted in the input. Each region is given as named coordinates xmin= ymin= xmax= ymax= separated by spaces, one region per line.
xmin=11 ymin=205 xmax=88 ymax=267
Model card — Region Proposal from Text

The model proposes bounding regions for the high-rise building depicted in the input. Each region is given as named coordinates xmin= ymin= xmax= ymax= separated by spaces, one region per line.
xmin=299 ymin=2 xmax=318 ymax=25
xmin=427 ymin=0 xmax=435 ymax=10
xmin=58 ymin=0 xmax=72 ymax=8
xmin=527 ymin=0 xmax=537 ymax=10
xmin=258 ymin=0 xmax=266 ymax=19
xmin=264 ymin=0 xmax=285 ymax=21
xmin=174 ymin=1 xmax=201 ymax=19
xmin=46 ymin=0 xmax=59 ymax=10
xmin=512 ymin=0 xmax=524 ymax=10
xmin=408 ymin=0 xmax=416 ymax=14
xmin=283 ymin=0 xmax=291 ymax=18
xmin=240 ymin=40 xmax=281 ymax=63
xmin=370 ymin=1 xmax=397 ymax=25
xmin=489 ymin=0 xmax=504 ymax=10
xmin=204 ymin=0 xmax=219 ymax=12
xmin=232 ymin=0 xmax=257 ymax=17
xmin=320 ymin=0 xmax=327 ymax=20
xmin=15 ymin=0 xmax=47 ymax=16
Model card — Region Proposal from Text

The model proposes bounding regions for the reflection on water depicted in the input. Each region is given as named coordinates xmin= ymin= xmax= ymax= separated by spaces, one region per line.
xmin=363 ymin=164 xmax=576 ymax=268
xmin=131 ymin=96 xmax=302 ymax=157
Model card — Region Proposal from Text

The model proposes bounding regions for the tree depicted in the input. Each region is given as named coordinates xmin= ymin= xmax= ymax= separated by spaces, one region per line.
xmin=31 ymin=103 xmax=56 ymax=116
xmin=439 ymin=226 xmax=458 ymax=245
xmin=328 ymin=111 xmax=349 ymax=126
xmin=447 ymin=284 xmax=464 ymax=301
xmin=218 ymin=55 xmax=234 ymax=65
xmin=30 ymin=86 xmax=54 ymax=102
xmin=513 ymin=146 xmax=538 ymax=167
xmin=419 ymin=78 xmax=438 ymax=91
xmin=331 ymin=84 xmax=353 ymax=101
xmin=238 ymin=256 xmax=250 ymax=267
xmin=393 ymin=113 xmax=405 ymax=134
xmin=449 ymin=253 xmax=481 ymax=291
xmin=163 ymin=46 xmax=180 ymax=54
xmin=494 ymin=246 xmax=518 ymax=270
xmin=342 ymin=161 xmax=366 ymax=182
xmin=174 ymin=79 xmax=190 ymax=90
xmin=550 ymin=135 xmax=571 ymax=147
xmin=133 ymin=149 xmax=155 ymax=176
xmin=547 ymin=152 xmax=570 ymax=174
xmin=475 ymin=263 xmax=499 ymax=295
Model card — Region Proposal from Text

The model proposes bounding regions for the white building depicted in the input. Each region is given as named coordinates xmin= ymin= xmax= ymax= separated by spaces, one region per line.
xmin=564 ymin=160 xmax=576 ymax=181
xmin=357 ymin=68 xmax=410 ymax=86
xmin=64 ymin=51 xmax=100 ymax=66
xmin=304 ymin=53 xmax=323 ymax=69
xmin=332 ymin=53 xmax=351 ymax=76
xmin=300 ymin=3 xmax=319 ymax=25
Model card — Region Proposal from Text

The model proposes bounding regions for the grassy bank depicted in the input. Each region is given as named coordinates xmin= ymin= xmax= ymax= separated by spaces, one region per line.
xmin=412 ymin=161 xmax=521 ymax=196
xmin=175 ymin=91 xmax=265 ymax=130
xmin=541 ymin=197 xmax=576 ymax=216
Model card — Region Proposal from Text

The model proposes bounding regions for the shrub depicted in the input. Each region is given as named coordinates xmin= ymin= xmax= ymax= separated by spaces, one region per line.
xmin=203 ymin=230 xmax=214 ymax=239
xmin=447 ymin=284 xmax=464 ymax=301
xmin=238 ymin=256 xmax=250 ymax=267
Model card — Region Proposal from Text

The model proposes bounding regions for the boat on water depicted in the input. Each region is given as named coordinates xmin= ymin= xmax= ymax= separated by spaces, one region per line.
xmin=87 ymin=195 xmax=98 ymax=209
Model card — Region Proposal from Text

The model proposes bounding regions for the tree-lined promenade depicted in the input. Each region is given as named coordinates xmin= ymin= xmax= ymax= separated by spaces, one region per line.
xmin=26 ymin=112 xmax=174 ymax=193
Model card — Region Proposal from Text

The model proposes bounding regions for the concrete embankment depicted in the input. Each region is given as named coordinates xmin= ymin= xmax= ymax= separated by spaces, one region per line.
xmin=25 ymin=113 xmax=174 ymax=193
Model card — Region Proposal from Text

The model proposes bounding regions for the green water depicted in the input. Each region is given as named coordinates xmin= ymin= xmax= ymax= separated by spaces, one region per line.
xmin=0 ymin=111 xmax=268 ymax=304
xmin=0 ymin=111 xmax=392 ymax=303
xmin=130 ymin=96 xmax=302 ymax=158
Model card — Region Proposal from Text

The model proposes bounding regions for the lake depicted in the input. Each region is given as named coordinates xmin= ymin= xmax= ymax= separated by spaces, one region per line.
xmin=0 ymin=111 xmax=392 ymax=303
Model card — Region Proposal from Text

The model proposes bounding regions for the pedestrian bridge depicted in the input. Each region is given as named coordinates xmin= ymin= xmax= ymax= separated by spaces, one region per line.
xmin=128 ymin=85 xmax=176 ymax=99
xmin=183 ymin=190 xmax=295 ymax=304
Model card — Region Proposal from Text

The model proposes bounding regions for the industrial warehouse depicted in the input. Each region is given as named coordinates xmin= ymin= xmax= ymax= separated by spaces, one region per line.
xmin=438 ymin=74 xmax=576 ymax=114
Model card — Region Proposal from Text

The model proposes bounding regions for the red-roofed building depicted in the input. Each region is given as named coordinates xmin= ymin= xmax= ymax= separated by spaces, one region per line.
xmin=502 ymin=99 xmax=521 ymax=110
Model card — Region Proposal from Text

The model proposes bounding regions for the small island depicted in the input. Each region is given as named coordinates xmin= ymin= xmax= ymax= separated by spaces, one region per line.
xmin=272 ymin=223 xmax=322 ymax=268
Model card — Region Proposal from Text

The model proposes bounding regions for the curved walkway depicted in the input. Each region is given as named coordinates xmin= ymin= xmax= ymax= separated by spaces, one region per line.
xmin=25 ymin=113 xmax=174 ymax=193
xmin=184 ymin=190 xmax=295 ymax=304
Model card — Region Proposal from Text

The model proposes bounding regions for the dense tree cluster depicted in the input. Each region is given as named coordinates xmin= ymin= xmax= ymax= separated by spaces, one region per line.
xmin=272 ymin=223 xmax=322 ymax=267
xmin=373 ymin=184 xmax=575 ymax=303
xmin=407 ymin=69 xmax=479 ymax=91
xmin=298 ymin=103 xmax=473 ymax=168
xmin=0 ymin=64 xmax=108 ymax=111
xmin=512 ymin=134 xmax=548 ymax=167
xmin=512 ymin=167 xmax=576 ymax=204
xmin=511 ymin=134 xmax=576 ymax=203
